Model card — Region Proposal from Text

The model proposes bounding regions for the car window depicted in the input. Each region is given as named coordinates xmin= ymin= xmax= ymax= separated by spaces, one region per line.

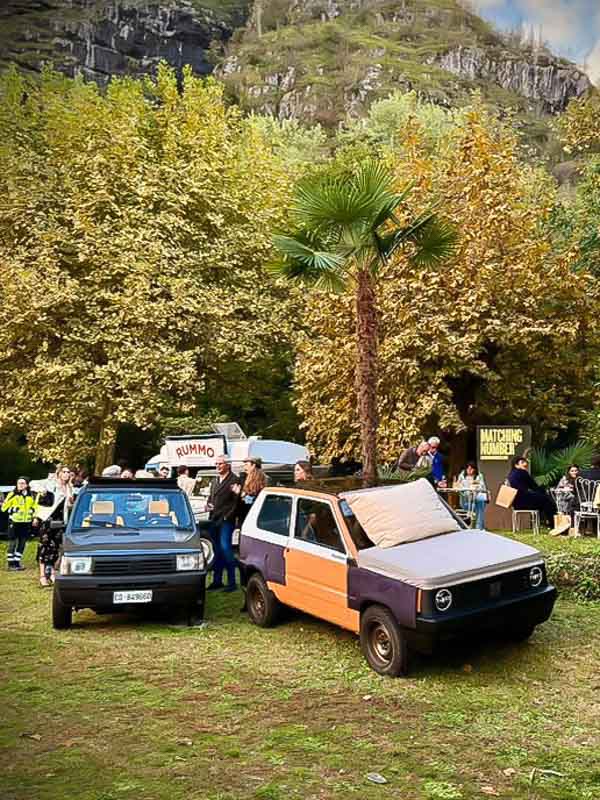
xmin=339 ymin=499 xmax=374 ymax=550
xmin=295 ymin=498 xmax=345 ymax=553
xmin=72 ymin=490 xmax=193 ymax=530
xmin=256 ymin=494 xmax=292 ymax=537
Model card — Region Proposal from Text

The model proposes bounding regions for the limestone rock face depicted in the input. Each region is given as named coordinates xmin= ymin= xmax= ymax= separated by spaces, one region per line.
xmin=0 ymin=1 xmax=249 ymax=84
xmin=433 ymin=46 xmax=591 ymax=113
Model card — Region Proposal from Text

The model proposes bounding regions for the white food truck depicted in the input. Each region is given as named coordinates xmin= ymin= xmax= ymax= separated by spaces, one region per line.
xmin=145 ymin=423 xmax=309 ymax=521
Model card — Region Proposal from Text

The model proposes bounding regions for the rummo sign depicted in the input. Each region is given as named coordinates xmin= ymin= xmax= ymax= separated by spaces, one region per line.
xmin=165 ymin=435 xmax=226 ymax=467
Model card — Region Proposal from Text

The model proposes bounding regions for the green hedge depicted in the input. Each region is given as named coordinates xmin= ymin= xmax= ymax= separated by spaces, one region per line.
xmin=506 ymin=532 xmax=600 ymax=602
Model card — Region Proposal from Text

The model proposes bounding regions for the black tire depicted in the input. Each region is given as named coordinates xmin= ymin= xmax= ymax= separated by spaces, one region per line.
xmin=246 ymin=573 xmax=281 ymax=628
xmin=360 ymin=605 xmax=409 ymax=677
xmin=52 ymin=588 xmax=72 ymax=630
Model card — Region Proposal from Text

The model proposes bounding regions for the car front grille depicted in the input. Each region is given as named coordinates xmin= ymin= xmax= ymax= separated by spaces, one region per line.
xmin=93 ymin=555 xmax=177 ymax=576
xmin=453 ymin=568 xmax=533 ymax=608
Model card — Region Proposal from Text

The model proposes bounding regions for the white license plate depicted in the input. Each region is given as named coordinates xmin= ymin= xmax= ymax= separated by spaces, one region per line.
xmin=113 ymin=590 xmax=153 ymax=604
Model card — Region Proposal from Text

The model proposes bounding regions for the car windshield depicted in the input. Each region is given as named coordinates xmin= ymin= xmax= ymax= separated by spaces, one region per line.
xmin=71 ymin=490 xmax=194 ymax=531
xmin=339 ymin=499 xmax=374 ymax=550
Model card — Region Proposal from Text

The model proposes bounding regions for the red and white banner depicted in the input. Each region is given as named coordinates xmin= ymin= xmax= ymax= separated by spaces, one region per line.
xmin=165 ymin=436 xmax=225 ymax=467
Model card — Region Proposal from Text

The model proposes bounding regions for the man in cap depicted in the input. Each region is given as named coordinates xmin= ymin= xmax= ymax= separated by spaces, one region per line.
xmin=206 ymin=455 xmax=240 ymax=592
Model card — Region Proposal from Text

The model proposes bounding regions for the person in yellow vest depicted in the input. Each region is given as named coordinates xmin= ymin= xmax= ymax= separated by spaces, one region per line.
xmin=2 ymin=477 xmax=40 ymax=571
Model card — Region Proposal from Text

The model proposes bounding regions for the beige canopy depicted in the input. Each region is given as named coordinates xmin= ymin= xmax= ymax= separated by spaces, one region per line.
xmin=341 ymin=479 xmax=460 ymax=548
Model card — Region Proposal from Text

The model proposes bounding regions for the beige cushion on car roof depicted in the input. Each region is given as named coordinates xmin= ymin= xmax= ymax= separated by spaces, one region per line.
xmin=92 ymin=500 xmax=114 ymax=515
xmin=149 ymin=499 xmax=169 ymax=515
xmin=341 ymin=478 xmax=460 ymax=548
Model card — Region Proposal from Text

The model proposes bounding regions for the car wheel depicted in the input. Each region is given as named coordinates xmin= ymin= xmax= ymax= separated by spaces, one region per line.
xmin=246 ymin=573 xmax=281 ymax=628
xmin=360 ymin=605 xmax=409 ymax=677
xmin=52 ymin=588 xmax=72 ymax=630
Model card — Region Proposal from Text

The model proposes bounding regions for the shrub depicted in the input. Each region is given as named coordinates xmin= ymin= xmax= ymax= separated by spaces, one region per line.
xmin=508 ymin=532 xmax=600 ymax=602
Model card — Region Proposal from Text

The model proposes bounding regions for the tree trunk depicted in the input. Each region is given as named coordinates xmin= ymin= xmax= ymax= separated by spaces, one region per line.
xmin=94 ymin=404 xmax=117 ymax=474
xmin=355 ymin=269 xmax=378 ymax=486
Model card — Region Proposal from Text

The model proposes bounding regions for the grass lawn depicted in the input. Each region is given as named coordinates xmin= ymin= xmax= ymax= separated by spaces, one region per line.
xmin=1 ymin=543 xmax=599 ymax=800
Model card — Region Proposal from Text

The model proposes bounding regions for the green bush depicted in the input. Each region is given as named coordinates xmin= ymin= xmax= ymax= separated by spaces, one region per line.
xmin=507 ymin=532 xmax=600 ymax=602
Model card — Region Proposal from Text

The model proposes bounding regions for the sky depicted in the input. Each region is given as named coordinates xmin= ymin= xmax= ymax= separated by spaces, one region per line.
xmin=471 ymin=0 xmax=600 ymax=84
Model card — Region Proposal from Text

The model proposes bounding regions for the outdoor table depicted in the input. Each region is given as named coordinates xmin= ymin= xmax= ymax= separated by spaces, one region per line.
xmin=437 ymin=487 xmax=483 ymax=528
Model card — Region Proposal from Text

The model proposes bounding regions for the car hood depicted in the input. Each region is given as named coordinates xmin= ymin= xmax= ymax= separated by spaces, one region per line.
xmin=65 ymin=529 xmax=198 ymax=552
xmin=356 ymin=530 xmax=543 ymax=590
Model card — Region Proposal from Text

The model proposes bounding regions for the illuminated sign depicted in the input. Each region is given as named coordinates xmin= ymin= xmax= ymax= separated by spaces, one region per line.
xmin=478 ymin=427 xmax=525 ymax=460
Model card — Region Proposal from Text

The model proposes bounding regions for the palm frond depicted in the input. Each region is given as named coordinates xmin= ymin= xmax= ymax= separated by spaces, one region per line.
xmin=269 ymin=231 xmax=349 ymax=293
xmin=408 ymin=217 xmax=459 ymax=266
xmin=292 ymin=160 xmax=402 ymax=236
xmin=531 ymin=439 xmax=594 ymax=486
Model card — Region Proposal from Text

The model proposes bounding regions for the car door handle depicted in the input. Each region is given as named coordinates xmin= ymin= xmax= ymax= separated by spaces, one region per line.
xmin=330 ymin=552 xmax=347 ymax=563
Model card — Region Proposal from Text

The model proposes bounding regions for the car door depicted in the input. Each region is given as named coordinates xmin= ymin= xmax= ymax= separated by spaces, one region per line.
xmin=282 ymin=496 xmax=359 ymax=633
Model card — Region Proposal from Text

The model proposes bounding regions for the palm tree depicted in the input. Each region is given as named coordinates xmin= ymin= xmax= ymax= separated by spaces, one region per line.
xmin=271 ymin=160 xmax=457 ymax=484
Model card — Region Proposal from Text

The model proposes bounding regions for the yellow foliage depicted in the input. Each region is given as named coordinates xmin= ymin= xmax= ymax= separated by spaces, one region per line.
xmin=556 ymin=94 xmax=600 ymax=154
xmin=0 ymin=66 xmax=295 ymax=468
xmin=295 ymin=105 xmax=600 ymax=462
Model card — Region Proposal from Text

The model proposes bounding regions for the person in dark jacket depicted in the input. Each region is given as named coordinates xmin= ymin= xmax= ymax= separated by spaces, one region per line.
xmin=207 ymin=455 xmax=240 ymax=592
xmin=507 ymin=456 xmax=556 ymax=527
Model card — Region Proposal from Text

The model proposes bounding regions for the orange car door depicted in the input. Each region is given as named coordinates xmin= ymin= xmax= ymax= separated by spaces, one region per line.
xmin=282 ymin=496 xmax=359 ymax=633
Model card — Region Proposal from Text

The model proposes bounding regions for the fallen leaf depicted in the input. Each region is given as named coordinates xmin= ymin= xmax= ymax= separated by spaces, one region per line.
xmin=481 ymin=787 xmax=499 ymax=796
xmin=363 ymin=694 xmax=373 ymax=701
xmin=176 ymin=738 xmax=193 ymax=747
xmin=503 ymin=768 xmax=517 ymax=777
xmin=20 ymin=733 xmax=41 ymax=741
xmin=367 ymin=773 xmax=388 ymax=784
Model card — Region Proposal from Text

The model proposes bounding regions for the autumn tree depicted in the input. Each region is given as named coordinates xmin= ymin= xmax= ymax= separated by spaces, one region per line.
xmin=0 ymin=66 xmax=295 ymax=471
xmin=294 ymin=103 xmax=600 ymax=470
xmin=271 ymin=161 xmax=455 ymax=483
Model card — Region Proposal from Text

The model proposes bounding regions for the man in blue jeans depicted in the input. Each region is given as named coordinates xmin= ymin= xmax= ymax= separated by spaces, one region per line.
xmin=207 ymin=455 xmax=240 ymax=592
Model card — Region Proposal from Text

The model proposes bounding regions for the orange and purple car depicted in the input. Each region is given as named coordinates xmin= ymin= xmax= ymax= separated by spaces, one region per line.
xmin=239 ymin=479 xmax=557 ymax=676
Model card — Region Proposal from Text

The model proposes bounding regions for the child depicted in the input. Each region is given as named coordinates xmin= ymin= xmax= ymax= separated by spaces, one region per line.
xmin=37 ymin=521 xmax=61 ymax=586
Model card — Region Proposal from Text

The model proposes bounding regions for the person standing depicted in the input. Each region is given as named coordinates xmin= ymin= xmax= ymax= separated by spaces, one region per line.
xmin=177 ymin=465 xmax=197 ymax=496
xmin=2 ymin=477 xmax=40 ymax=571
xmin=396 ymin=441 xmax=430 ymax=472
xmin=207 ymin=456 xmax=240 ymax=592
xmin=427 ymin=437 xmax=446 ymax=485
xmin=238 ymin=458 xmax=268 ymax=524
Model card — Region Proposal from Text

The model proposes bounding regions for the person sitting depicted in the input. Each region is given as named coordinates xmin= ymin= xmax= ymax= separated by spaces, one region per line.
xmin=456 ymin=461 xmax=488 ymax=529
xmin=396 ymin=441 xmax=430 ymax=472
xmin=507 ymin=456 xmax=556 ymax=527
xmin=555 ymin=465 xmax=579 ymax=520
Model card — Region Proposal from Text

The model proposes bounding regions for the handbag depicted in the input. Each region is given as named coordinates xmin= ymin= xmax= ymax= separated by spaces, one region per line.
xmin=550 ymin=513 xmax=571 ymax=537
xmin=495 ymin=484 xmax=517 ymax=509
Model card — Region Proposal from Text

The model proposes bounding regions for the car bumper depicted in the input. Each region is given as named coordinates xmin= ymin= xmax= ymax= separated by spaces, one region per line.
xmin=55 ymin=572 xmax=206 ymax=611
xmin=409 ymin=585 xmax=557 ymax=653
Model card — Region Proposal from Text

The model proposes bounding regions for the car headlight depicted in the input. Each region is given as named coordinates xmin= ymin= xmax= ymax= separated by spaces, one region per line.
xmin=529 ymin=566 xmax=543 ymax=588
xmin=176 ymin=553 xmax=203 ymax=571
xmin=199 ymin=538 xmax=214 ymax=568
xmin=60 ymin=556 xmax=92 ymax=575
xmin=435 ymin=588 xmax=453 ymax=612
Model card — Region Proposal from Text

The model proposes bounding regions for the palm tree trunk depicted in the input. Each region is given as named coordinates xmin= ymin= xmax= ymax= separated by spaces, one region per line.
xmin=355 ymin=268 xmax=378 ymax=486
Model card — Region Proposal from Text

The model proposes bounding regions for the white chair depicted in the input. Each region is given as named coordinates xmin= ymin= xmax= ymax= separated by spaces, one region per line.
xmin=574 ymin=478 xmax=600 ymax=537
xmin=512 ymin=508 xmax=540 ymax=535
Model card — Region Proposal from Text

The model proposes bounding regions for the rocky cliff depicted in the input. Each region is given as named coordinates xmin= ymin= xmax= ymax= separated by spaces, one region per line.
xmin=0 ymin=1 xmax=249 ymax=84
xmin=0 ymin=0 xmax=592 ymax=127
xmin=218 ymin=0 xmax=592 ymax=127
